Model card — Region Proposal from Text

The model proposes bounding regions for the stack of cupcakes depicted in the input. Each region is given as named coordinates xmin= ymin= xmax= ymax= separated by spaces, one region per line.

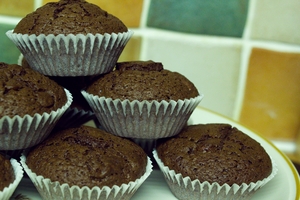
xmin=3 ymin=0 xmax=277 ymax=200
xmin=8 ymin=0 xmax=133 ymax=129
xmin=4 ymin=0 xmax=153 ymax=199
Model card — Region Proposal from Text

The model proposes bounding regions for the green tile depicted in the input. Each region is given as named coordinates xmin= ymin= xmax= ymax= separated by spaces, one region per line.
xmin=0 ymin=23 xmax=21 ymax=64
xmin=147 ymin=0 xmax=249 ymax=37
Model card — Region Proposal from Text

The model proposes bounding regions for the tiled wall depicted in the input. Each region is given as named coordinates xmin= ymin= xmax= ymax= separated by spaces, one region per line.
xmin=1 ymin=0 xmax=300 ymax=153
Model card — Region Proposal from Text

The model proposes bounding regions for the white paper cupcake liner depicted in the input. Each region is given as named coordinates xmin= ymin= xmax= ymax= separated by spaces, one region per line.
xmin=20 ymin=155 xmax=153 ymax=200
xmin=0 ymin=158 xmax=24 ymax=200
xmin=17 ymin=53 xmax=23 ymax=66
xmin=6 ymin=30 xmax=133 ymax=76
xmin=0 ymin=89 xmax=73 ymax=150
xmin=153 ymin=150 xmax=278 ymax=200
xmin=81 ymin=91 xmax=204 ymax=139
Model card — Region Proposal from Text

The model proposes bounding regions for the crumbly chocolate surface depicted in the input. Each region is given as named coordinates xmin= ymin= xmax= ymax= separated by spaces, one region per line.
xmin=0 ymin=62 xmax=67 ymax=118
xmin=13 ymin=0 xmax=128 ymax=35
xmin=21 ymin=57 xmax=94 ymax=110
xmin=0 ymin=154 xmax=14 ymax=191
xmin=157 ymin=123 xmax=273 ymax=186
xmin=86 ymin=60 xmax=199 ymax=101
xmin=26 ymin=126 xmax=147 ymax=188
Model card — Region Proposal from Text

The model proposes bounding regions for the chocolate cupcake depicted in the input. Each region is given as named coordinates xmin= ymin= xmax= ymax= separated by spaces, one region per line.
xmin=154 ymin=123 xmax=277 ymax=200
xmin=6 ymin=0 xmax=133 ymax=76
xmin=18 ymin=55 xmax=96 ymax=130
xmin=0 ymin=62 xmax=72 ymax=150
xmin=82 ymin=60 xmax=203 ymax=139
xmin=21 ymin=125 xmax=152 ymax=200
xmin=0 ymin=154 xmax=23 ymax=200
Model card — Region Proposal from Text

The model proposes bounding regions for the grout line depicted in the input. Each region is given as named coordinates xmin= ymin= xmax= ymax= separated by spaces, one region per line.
xmin=242 ymin=0 xmax=257 ymax=40
xmin=139 ymin=0 xmax=151 ymax=28
xmin=0 ymin=15 xmax=21 ymax=25
xmin=34 ymin=0 xmax=43 ymax=9
xmin=232 ymin=43 xmax=252 ymax=120
xmin=135 ymin=0 xmax=151 ymax=60
xmin=232 ymin=0 xmax=257 ymax=120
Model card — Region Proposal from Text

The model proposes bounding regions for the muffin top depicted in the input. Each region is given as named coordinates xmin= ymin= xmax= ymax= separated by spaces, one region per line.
xmin=0 ymin=62 xmax=67 ymax=118
xmin=0 ymin=154 xmax=14 ymax=191
xmin=13 ymin=0 xmax=128 ymax=35
xmin=156 ymin=123 xmax=273 ymax=186
xmin=26 ymin=125 xmax=148 ymax=188
xmin=86 ymin=60 xmax=199 ymax=102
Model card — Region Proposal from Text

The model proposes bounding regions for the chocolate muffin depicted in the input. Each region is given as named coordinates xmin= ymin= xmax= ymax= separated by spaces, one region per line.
xmin=156 ymin=123 xmax=273 ymax=186
xmin=13 ymin=0 xmax=128 ymax=35
xmin=7 ymin=0 xmax=132 ymax=77
xmin=20 ymin=56 xmax=95 ymax=111
xmin=0 ymin=154 xmax=14 ymax=191
xmin=86 ymin=60 xmax=199 ymax=102
xmin=0 ymin=62 xmax=67 ymax=118
xmin=82 ymin=60 xmax=203 ymax=139
xmin=26 ymin=125 xmax=148 ymax=188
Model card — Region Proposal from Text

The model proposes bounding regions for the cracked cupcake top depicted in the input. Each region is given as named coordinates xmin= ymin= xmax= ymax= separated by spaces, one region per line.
xmin=86 ymin=60 xmax=199 ymax=102
xmin=26 ymin=125 xmax=147 ymax=188
xmin=0 ymin=62 xmax=67 ymax=118
xmin=157 ymin=123 xmax=272 ymax=186
xmin=13 ymin=0 xmax=128 ymax=35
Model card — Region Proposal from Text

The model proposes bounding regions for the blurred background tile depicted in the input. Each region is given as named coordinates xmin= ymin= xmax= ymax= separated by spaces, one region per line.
xmin=0 ymin=23 xmax=21 ymax=64
xmin=141 ymin=30 xmax=242 ymax=117
xmin=118 ymin=36 xmax=142 ymax=61
xmin=249 ymin=0 xmax=300 ymax=45
xmin=239 ymin=47 xmax=300 ymax=140
xmin=42 ymin=0 xmax=143 ymax=27
xmin=0 ymin=0 xmax=34 ymax=17
xmin=147 ymin=0 xmax=249 ymax=37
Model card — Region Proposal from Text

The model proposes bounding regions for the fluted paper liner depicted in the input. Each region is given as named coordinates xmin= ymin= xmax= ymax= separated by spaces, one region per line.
xmin=20 ymin=155 xmax=153 ymax=200
xmin=0 ymin=89 xmax=73 ymax=150
xmin=0 ymin=159 xmax=24 ymax=200
xmin=153 ymin=150 xmax=278 ymax=200
xmin=81 ymin=91 xmax=204 ymax=139
xmin=6 ymin=30 xmax=133 ymax=76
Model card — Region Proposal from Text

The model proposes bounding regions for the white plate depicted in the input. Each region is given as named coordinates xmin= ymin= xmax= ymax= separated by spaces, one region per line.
xmin=12 ymin=106 xmax=300 ymax=200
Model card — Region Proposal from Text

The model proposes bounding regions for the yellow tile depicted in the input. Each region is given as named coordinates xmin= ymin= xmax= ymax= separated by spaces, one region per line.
xmin=118 ymin=36 xmax=142 ymax=61
xmin=239 ymin=48 xmax=300 ymax=141
xmin=0 ymin=0 xmax=34 ymax=17
xmin=42 ymin=0 xmax=58 ymax=3
xmin=42 ymin=0 xmax=143 ymax=27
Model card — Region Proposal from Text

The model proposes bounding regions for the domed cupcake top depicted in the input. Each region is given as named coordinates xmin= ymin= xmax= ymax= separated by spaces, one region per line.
xmin=26 ymin=126 xmax=148 ymax=188
xmin=13 ymin=0 xmax=128 ymax=35
xmin=0 ymin=62 xmax=67 ymax=118
xmin=156 ymin=123 xmax=273 ymax=186
xmin=86 ymin=60 xmax=199 ymax=102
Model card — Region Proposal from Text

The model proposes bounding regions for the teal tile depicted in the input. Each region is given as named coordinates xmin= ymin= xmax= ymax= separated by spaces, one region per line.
xmin=147 ymin=0 xmax=249 ymax=37
xmin=0 ymin=23 xmax=20 ymax=64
